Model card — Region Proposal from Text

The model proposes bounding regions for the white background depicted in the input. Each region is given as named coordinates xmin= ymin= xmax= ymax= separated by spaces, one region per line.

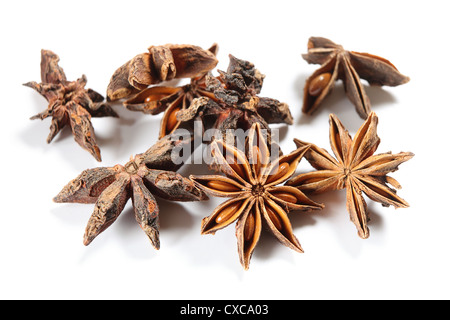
xmin=1 ymin=0 xmax=449 ymax=300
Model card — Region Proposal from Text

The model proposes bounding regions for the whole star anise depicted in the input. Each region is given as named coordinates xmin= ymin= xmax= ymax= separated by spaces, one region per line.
xmin=54 ymin=132 xmax=208 ymax=248
xmin=121 ymin=44 xmax=219 ymax=138
xmin=24 ymin=50 xmax=118 ymax=161
xmin=106 ymin=43 xmax=218 ymax=102
xmin=286 ymin=112 xmax=414 ymax=239
xmin=190 ymin=123 xmax=323 ymax=269
xmin=301 ymin=37 xmax=410 ymax=119
xmin=177 ymin=54 xmax=294 ymax=143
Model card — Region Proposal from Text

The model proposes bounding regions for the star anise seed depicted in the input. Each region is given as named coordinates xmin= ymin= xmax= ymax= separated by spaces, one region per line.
xmin=106 ymin=44 xmax=219 ymax=102
xmin=302 ymin=37 xmax=410 ymax=119
xmin=190 ymin=123 xmax=323 ymax=270
xmin=286 ymin=112 xmax=414 ymax=239
xmin=24 ymin=50 xmax=118 ymax=161
xmin=54 ymin=132 xmax=208 ymax=248
xmin=122 ymin=44 xmax=219 ymax=138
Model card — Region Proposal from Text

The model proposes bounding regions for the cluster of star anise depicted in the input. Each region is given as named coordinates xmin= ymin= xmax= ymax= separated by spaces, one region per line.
xmin=26 ymin=38 xmax=413 ymax=270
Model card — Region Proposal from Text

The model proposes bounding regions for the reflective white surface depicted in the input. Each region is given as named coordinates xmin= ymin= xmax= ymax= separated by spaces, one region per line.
xmin=1 ymin=0 xmax=448 ymax=300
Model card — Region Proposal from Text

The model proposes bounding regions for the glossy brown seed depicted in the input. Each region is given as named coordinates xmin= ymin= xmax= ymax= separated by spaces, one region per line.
xmin=266 ymin=162 xmax=289 ymax=184
xmin=244 ymin=211 xmax=256 ymax=242
xmin=207 ymin=180 xmax=241 ymax=192
xmin=308 ymin=72 xmax=332 ymax=96
xmin=226 ymin=153 xmax=247 ymax=178
xmin=251 ymin=145 xmax=262 ymax=174
xmin=265 ymin=205 xmax=283 ymax=231
xmin=166 ymin=107 xmax=180 ymax=132
xmin=272 ymin=192 xmax=297 ymax=204
xmin=144 ymin=94 xmax=167 ymax=103
xmin=215 ymin=201 xmax=241 ymax=224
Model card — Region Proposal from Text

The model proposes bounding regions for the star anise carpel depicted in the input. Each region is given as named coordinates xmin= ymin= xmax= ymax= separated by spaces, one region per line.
xmin=24 ymin=49 xmax=118 ymax=161
xmin=54 ymin=132 xmax=208 ymax=248
xmin=301 ymin=37 xmax=410 ymax=119
xmin=190 ymin=123 xmax=323 ymax=269
xmin=286 ymin=112 xmax=414 ymax=239
xmin=125 ymin=72 xmax=218 ymax=139
xmin=177 ymin=54 xmax=294 ymax=144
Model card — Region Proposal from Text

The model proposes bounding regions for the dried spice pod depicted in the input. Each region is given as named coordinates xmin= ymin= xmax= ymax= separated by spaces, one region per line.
xmin=176 ymin=54 xmax=293 ymax=144
xmin=301 ymin=37 xmax=410 ymax=119
xmin=287 ymin=112 xmax=414 ymax=239
xmin=54 ymin=132 xmax=208 ymax=249
xmin=107 ymin=43 xmax=219 ymax=102
xmin=123 ymin=44 xmax=219 ymax=138
xmin=190 ymin=123 xmax=323 ymax=270
xmin=24 ymin=50 xmax=118 ymax=161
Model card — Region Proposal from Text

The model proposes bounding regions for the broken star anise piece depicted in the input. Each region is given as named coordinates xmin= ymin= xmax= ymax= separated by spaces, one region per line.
xmin=122 ymin=44 xmax=219 ymax=138
xmin=106 ymin=43 xmax=219 ymax=102
xmin=54 ymin=132 xmax=208 ymax=248
xmin=302 ymin=37 xmax=410 ymax=119
xmin=24 ymin=49 xmax=118 ymax=162
xmin=177 ymin=54 xmax=293 ymax=143
xmin=286 ymin=112 xmax=414 ymax=239
xmin=190 ymin=123 xmax=323 ymax=270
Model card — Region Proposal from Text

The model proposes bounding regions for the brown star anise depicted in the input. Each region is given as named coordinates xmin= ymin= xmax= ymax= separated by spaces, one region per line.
xmin=106 ymin=43 xmax=218 ymax=102
xmin=121 ymin=44 xmax=219 ymax=138
xmin=286 ymin=112 xmax=414 ymax=239
xmin=24 ymin=50 xmax=118 ymax=161
xmin=302 ymin=37 xmax=410 ymax=119
xmin=54 ymin=132 xmax=208 ymax=248
xmin=190 ymin=123 xmax=323 ymax=269
xmin=177 ymin=54 xmax=294 ymax=143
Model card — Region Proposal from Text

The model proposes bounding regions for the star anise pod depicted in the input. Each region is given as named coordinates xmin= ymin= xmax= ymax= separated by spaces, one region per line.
xmin=177 ymin=54 xmax=294 ymax=143
xmin=286 ymin=112 xmax=414 ymax=239
xmin=106 ymin=43 xmax=218 ymax=102
xmin=121 ymin=44 xmax=219 ymax=138
xmin=24 ymin=50 xmax=118 ymax=161
xmin=301 ymin=37 xmax=410 ymax=119
xmin=190 ymin=123 xmax=323 ymax=269
xmin=54 ymin=132 xmax=208 ymax=248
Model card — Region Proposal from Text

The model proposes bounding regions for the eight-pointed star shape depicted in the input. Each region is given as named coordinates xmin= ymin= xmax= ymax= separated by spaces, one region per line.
xmin=287 ymin=112 xmax=414 ymax=238
xmin=191 ymin=123 xmax=323 ymax=269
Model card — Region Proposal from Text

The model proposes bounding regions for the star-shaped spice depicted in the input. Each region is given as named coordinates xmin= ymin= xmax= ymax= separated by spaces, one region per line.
xmin=54 ymin=133 xmax=208 ymax=248
xmin=301 ymin=37 xmax=410 ymax=119
xmin=106 ymin=43 xmax=219 ymax=102
xmin=177 ymin=54 xmax=293 ymax=143
xmin=24 ymin=50 xmax=118 ymax=161
xmin=190 ymin=123 xmax=323 ymax=269
xmin=120 ymin=44 xmax=219 ymax=138
xmin=286 ymin=112 xmax=414 ymax=239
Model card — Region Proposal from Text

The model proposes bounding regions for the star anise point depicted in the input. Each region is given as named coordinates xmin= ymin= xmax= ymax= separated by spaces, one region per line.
xmin=289 ymin=111 xmax=413 ymax=238
xmin=55 ymin=132 xmax=207 ymax=248
xmin=191 ymin=123 xmax=322 ymax=269
xmin=302 ymin=37 xmax=410 ymax=119
xmin=26 ymin=50 xmax=117 ymax=161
